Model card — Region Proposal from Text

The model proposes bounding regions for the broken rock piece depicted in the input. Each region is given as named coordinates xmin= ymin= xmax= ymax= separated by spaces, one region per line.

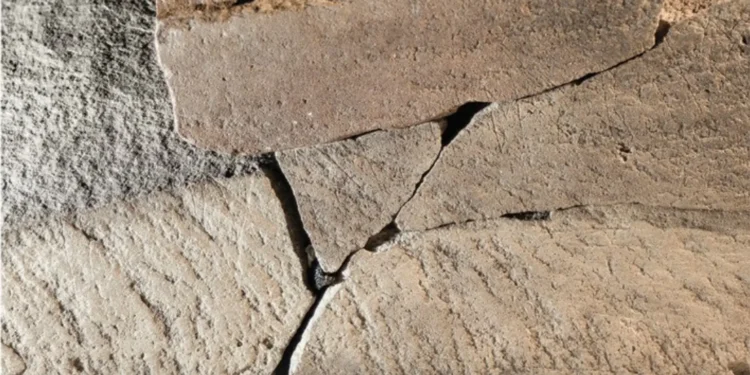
xmin=299 ymin=206 xmax=750 ymax=374
xmin=158 ymin=0 xmax=662 ymax=153
xmin=277 ymin=122 xmax=442 ymax=272
xmin=1 ymin=0 xmax=257 ymax=231
xmin=1 ymin=175 xmax=312 ymax=374
xmin=398 ymin=0 xmax=750 ymax=231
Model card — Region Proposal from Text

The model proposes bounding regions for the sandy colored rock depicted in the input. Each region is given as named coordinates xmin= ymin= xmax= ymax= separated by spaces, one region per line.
xmin=1 ymin=345 xmax=25 ymax=375
xmin=300 ymin=205 xmax=750 ymax=374
xmin=1 ymin=0 xmax=257 ymax=231
xmin=277 ymin=123 xmax=442 ymax=272
xmin=158 ymin=0 xmax=662 ymax=154
xmin=661 ymin=0 xmax=727 ymax=22
xmin=1 ymin=174 xmax=312 ymax=374
xmin=398 ymin=1 xmax=750 ymax=231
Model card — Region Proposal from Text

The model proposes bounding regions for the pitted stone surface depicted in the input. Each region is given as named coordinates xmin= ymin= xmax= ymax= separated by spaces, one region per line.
xmin=1 ymin=175 xmax=312 ymax=374
xmin=1 ymin=0 xmax=256 ymax=231
xmin=277 ymin=123 xmax=442 ymax=272
xmin=299 ymin=206 xmax=750 ymax=374
xmin=158 ymin=0 xmax=661 ymax=153
xmin=398 ymin=1 xmax=750 ymax=231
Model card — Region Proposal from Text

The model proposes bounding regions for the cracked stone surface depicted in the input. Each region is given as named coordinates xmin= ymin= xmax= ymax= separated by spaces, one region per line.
xmin=277 ymin=123 xmax=442 ymax=272
xmin=3 ymin=0 xmax=750 ymax=373
xmin=398 ymin=0 xmax=750 ymax=231
xmin=1 ymin=174 xmax=312 ymax=374
xmin=299 ymin=205 xmax=750 ymax=374
xmin=1 ymin=0 xmax=257 ymax=230
xmin=158 ymin=0 xmax=661 ymax=154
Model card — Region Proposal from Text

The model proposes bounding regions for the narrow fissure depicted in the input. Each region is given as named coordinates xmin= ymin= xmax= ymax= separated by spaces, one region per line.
xmin=363 ymin=101 xmax=492 ymax=252
xmin=262 ymin=157 xmax=317 ymax=292
xmin=263 ymin=155 xmax=352 ymax=375
xmin=522 ymin=19 xmax=671 ymax=94
xmin=501 ymin=211 xmax=551 ymax=221
xmin=272 ymin=284 xmax=342 ymax=375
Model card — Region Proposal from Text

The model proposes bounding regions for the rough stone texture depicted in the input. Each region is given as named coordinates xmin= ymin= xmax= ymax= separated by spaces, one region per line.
xmin=277 ymin=123 xmax=442 ymax=272
xmin=1 ymin=174 xmax=312 ymax=374
xmin=158 ymin=0 xmax=662 ymax=154
xmin=156 ymin=0 xmax=326 ymax=23
xmin=399 ymin=1 xmax=750 ymax=231
xmin=1 ymin=0 xmax=257 ymax=231
xmin=661 ymin=0 xmax=727 ymax=22
xmin=300 ymin=205 xmax=750 ymax=374
xmin=1 ymin=345 xmax=25 ymax=375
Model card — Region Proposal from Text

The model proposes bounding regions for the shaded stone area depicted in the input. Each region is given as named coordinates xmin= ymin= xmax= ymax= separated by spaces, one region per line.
xmin=158 ymin=0 xmax=661 ymax=153
xmin=1 ymin=175 xmax=312 ymax=374
xmin=300 ymin=205 xmax=750 ymax=374
xmin=1 ymin=0 xmax=257 ymax=231
xmin=398 ymin=0 xmax=750 ymax=231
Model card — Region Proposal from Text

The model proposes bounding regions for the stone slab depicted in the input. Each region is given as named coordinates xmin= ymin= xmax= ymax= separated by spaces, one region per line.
xmin=1 ymin=0 xmax=256 ymax=231
xmin=398 ymin=0 xmax=750 ymax=231
xmin=1 ymin=174 xmax=311 ymax=374
xmin=158 ymin=0 xmax=661 ymax=153
xmin=277 ymin=123 xmax=442 ymax=272
xmin=299 ymin=205 xmax=750 ymax=374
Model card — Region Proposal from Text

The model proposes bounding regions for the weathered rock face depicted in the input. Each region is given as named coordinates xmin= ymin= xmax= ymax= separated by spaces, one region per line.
xmin=277 ymin=123 xmax=442 ymax=272
xmin=4 ymin=0 xmax=749 ymax=373
xmin=299 ymin=205 xmax=750 ymax=374
xmin=661 ymin=0 xmax=727 ymax=22
xmin=1 ymin=175 xmax=312 ymax=374
xmin=1 ymin=0 xmax=256 ymax=230
xmin=398 ymin=0 xmax=750 ymax=231
xmin=158 ymin=0 xmax=662 ymax=154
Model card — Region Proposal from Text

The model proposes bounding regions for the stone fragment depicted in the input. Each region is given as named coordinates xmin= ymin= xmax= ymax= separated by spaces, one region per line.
xmin=0 ymin=345 xmax=25 ymax=375
xmin=299 ymin=205 xmax=750 ymax=374
xmin=1 ymin=0 xmax=256 ymax=230
xmin=158 ymin=0 xmax=662 ymax=153
xmin=277 ymin=123 xmax=442 ymax=272
xmin=398 ymin=1 xmax=750 ymax=231
xmin=1 ymin=175 xmax=312 ymax=374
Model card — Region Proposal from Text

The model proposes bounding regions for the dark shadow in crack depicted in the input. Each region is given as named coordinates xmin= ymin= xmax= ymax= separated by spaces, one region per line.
xmin=271 ymin=287 xmax=328 ymax=375
xmin=441 ymin=102 xmax=491 ymax=146
xmin=271 ymin=253 xmax=352 ymax=375
xmin=502 ymin=211 xmax=551 ymax=221
xmin=364 ymin=222 xmax=400 ymax=251
xmin=654 ymin=19 xmax=671 ymax=47
xmin=261 ymin=156 xmax=316 ymax=293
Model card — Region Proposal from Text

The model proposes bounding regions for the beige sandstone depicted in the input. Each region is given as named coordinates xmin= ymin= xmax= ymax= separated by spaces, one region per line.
xmin=277 ymin=123 xmax=442 ymax=272
xmin=3 ymin=0 xmax=750 ymax=373
xmin=661 ymin=0 xmax=728 ymax=22
xmin=158 ymin=0 xmax=662 ymax=154
xmin=300 ymin=205 xmax=750 ymax=374
xmin=398 ymin=0 xmax=750 ymax=231
xmin=1 ymin=174 xmax=312 ymax=374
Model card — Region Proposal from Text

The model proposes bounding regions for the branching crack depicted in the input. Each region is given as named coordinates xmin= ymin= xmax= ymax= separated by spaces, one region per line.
xmin=261 ymin=16 xmax=674 ymax=373
xmin=262 ymin=155 xmax=351 ymax=375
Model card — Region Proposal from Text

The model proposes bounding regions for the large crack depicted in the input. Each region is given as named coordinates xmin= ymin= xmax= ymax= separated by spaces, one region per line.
xmin=261 ymin=16 xmax=674 ymax=373
xmin=262 ymin=155 xmax=352 ymax=375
